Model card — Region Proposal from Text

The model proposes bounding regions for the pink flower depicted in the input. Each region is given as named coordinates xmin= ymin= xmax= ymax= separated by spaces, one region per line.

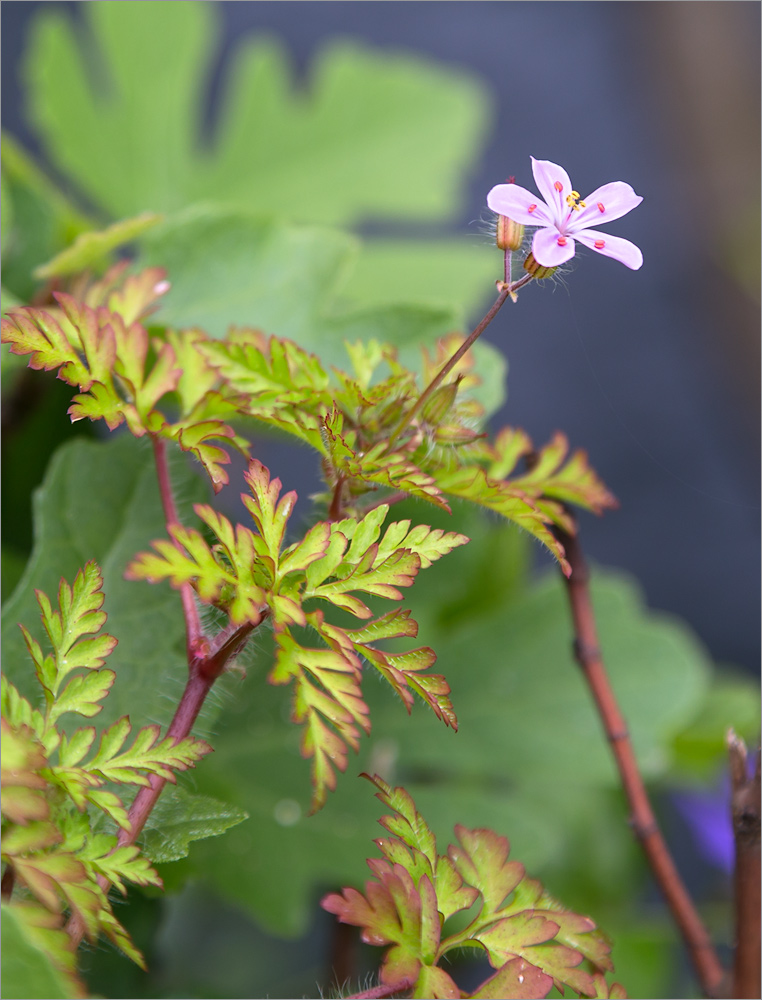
xmin=487 ymin=158 xmax=643 ymax=270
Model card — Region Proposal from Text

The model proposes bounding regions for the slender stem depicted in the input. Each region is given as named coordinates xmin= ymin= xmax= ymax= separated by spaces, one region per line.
xmin=329 ymin=475 xmax=346 ymax=522
xmin=347 ymin=977 xmax=414 ymax=1000
xmin=728 ymin=732 xmax=761 ymax=999
xmin=66 ymin=616 xmax=260 ymax=949
xmin=151 ymin=435 xmax=203 ymax=659
xmin=388 ymin=274 xmax=532 ymax=449
xmin=1 ymin=865 xmax=15 ymax=901
xmin=553 ymin=520 xmax=725 ymax=997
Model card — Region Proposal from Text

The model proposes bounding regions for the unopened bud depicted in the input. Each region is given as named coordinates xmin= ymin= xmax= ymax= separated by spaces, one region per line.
xmin=496 ymin=214 xmax=524 ymax=252
xmin=421 ymin=379 xmax=460 ymax=426
xmin=523 ymin=253 xmax=557 ymax=280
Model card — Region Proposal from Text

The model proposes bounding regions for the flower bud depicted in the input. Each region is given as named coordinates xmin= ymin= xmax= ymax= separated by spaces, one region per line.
xmin=496 ymin=213 xmax=525 ymax=252
xmin=421 ymin=378 xmax=459 ymax=426
xmin=523 ymin=253 xmax=557 ymax=280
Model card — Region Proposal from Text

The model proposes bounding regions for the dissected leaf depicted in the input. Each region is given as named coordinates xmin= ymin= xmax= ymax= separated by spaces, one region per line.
xmin=33 ymin=212 xmax=163 ymax=279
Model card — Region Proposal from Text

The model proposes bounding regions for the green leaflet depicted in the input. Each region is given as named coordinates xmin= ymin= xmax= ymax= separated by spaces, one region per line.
xmin=1 ymin=903 xmax=81 ymax=1000
xmin=141 ymin=787 xmax=249 ymax=864
xmin=1 ymin=433 xmax=206 ymax=733
xmin=322 ymin=777 xmax=622 ymax=999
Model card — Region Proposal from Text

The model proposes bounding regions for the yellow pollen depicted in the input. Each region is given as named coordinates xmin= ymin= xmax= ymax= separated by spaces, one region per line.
xmin=565 ymin=191 xmax=586 ymax=211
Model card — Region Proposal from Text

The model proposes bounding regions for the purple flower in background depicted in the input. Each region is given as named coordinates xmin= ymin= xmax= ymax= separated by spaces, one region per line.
xmin=672 ymin=778 xmax=734 ymax=874
xmin=488 ymin=157 xmax=643 ymax=270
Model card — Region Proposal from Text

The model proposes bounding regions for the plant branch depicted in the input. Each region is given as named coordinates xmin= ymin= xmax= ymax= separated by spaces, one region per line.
xmin=728 ymin=731 xmax=761 ymax=999
xmin=1 ymin=865 xmax=15 ymax=901
xmin=347 ymin=976 xmax=414 ymax=1000
xmin=151 ymin=434 xmax=203 ymax=659
xmin=389 ymin=273 xmax=532 ymax=448
xmin=553 ymin=518 xmax=725 ymax=998
xmin=65 ymin=616 xmax=261 ymax=950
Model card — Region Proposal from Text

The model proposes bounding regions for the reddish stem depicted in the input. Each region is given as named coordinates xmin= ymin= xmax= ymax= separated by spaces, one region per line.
xmin=1 ymin=865 xmax=15 ymax=901
xmin=728 ymin=732 xmax=761 ymax=999
xmin=347 ymin=977 xmax=414 ymax=1000
xmin=554 ymin=521 xmax=725 ymax=997
xmin=389 ymin=274 xmax=532 ymax=448
xmin=151 ymin=435 xmax=203 ymax=659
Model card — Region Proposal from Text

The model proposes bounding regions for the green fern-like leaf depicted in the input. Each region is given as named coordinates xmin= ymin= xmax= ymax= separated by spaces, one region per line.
xmin=322 ymin=776 xmax=625 ymax=1000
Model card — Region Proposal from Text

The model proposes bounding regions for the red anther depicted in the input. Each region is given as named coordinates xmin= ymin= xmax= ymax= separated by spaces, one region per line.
xmin=597 ymin=202 xmax=605 ymax=212
xmin=554 ymin=181 xmax=563 ymax=192
xmin=507 ymin=175 xmax=516 ymax=184
xmin=594 ymin=239 xmax=605 ymax=249
xmin=557 ymin=236 xmax=568 ymax=246
xmin=528 ymin=204 xmax=537 ymax=213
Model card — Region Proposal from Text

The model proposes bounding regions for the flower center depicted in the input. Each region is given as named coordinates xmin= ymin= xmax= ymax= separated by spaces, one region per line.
xmin=565 ymin=190 xmax=586 ymax=212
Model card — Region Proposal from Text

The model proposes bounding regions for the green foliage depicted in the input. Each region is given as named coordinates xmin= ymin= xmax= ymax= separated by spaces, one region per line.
xmin=1 ymin=565 xmax=209 ymax=973
xmin=25 ymin=3 xmax=489 ymax=226
xmin=1 ymin=901 xmax=82 ymax=1000
xmin=127 ymin=460 xmax=465 ymax=811
xmin=141 ymin=787 xmax=248 ymax=865
xmin=322 ymin=775 xmax=626 ymax=999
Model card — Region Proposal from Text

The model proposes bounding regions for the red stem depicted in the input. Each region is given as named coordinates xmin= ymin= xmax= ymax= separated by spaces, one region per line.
xmin=347 ymin=977 xmax=414 ymax=1000
xmin=389 ymin=274 xmax=532 ymax=448
xmin=554 ymin=521 xmax=725 ymax=997
xmin=728 ymin=732 xmax=761 ymax=999
xmin=151 ymin=435 xmax=203 ymax=659
xmin=66 ymin=439 xmax=264 ymax=950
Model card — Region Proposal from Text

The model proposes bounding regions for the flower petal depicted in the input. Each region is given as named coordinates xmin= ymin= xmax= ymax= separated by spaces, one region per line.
xmin=575 ymin=229 xmax=643 ymax=269
xmin=532 ymin=227 xmax=576 ymax=267
xmin=487 ymin=183 xmax=553 ymax=227
xmin=572 ymin=182 xmax=643 ymax=230
xmin=531 ymin=158 xmax=573 ymax=223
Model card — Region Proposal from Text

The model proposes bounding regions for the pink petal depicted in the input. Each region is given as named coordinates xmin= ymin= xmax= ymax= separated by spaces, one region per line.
xmin=531 ymin=158 xmax=573 ymax=223
xmin=532 ymin=227 xmax=576 ymax=267
xmin=572 ymin=181 xmax=643 ymax=230
xmin=487 ymin=183 xmax=553 ymax=227
xmin=575 ymin=229 xmax=643 ymax=269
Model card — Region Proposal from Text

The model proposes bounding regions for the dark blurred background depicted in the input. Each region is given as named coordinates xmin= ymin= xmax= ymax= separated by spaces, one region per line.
xmin=2 ymin=0 xmax=759 ymax=676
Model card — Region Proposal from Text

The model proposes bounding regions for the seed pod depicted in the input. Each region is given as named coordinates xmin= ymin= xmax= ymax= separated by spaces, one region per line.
xmin=496 ymin=213 xmax=525 ymax=252
xmin=523 ymin=253 xmax=557 ymax=280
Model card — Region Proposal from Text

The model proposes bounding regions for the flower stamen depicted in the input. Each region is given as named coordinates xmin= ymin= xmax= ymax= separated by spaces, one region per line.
xmin=528 ymin=204 xmax=537 ymax=213
xmin=566 ymin=190 xmax=587 ymax=211
xmin=594 ymin=240 xmax=605 ymax=249
xmin=553 ymin=181 xmax=564 ymax=192
xmin=557 ymin=237 xmax=568 ymax=246
xmin=597 ymin=202 xmax=605 ymax=213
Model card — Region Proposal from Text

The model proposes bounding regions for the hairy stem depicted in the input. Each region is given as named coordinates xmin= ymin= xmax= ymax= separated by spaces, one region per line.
xmin=389 ymin=273 xmax=532 ymax=448
xmin=728 ymin=731 xmax=761 ymax=999
xmin=553 ymin=520 xmax=725 ymax=997
xmin=151 ymin=435 xmax=203 ymax=659
xmin=347 ymin=977 xmax=414 ymax=1000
